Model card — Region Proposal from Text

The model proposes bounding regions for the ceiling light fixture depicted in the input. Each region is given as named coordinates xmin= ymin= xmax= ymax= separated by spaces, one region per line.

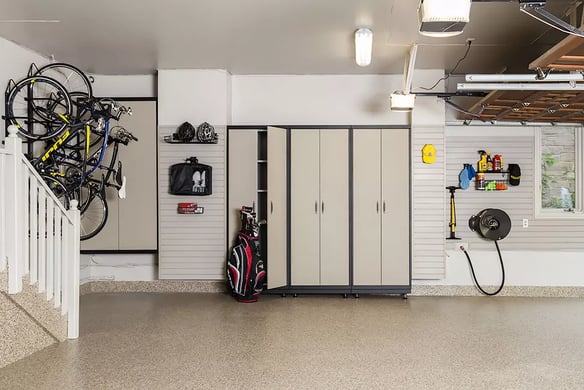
xmin=418 ymin=0 xmax=471 ymax=37
xmin=465 ymin=73 xmax=584 ymax=82
xmin=354 ymin=28 xmax=373 ymax=67
xmin=458 ymin=82 xmax=584 ymax=91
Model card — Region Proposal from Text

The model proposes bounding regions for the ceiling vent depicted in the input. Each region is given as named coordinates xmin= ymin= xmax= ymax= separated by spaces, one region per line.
xmin=418 ymin=0 xmax=471 ymax=37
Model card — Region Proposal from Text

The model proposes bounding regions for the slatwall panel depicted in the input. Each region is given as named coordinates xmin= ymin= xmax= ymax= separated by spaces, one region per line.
xmin=411 ymin=126 xmax=446 ymax=279
xmin=446 ymin=130 xmax=584 ymax=250
xmin=158 ymin=125 xmax=226 ymax=279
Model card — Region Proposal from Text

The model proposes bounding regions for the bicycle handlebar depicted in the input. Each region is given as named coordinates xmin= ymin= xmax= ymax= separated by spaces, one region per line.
xmin=76 ymin=97 xmax=132 ymax=122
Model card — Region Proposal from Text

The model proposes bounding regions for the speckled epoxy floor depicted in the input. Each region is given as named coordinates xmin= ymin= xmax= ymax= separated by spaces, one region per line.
xmin=1 ymin=293 xmax=584 ymax=389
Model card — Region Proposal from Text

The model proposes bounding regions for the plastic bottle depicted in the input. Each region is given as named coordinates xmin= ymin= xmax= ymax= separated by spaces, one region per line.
xmin=476 ymin=172 xmax=485 ymax=190
xmin=493 ymin=154 xmax=501 ymax=172
xmin=486 ymin=152 xmax=493 ymax=172
xmin=477 ymin=150 xmax=487 ymax=172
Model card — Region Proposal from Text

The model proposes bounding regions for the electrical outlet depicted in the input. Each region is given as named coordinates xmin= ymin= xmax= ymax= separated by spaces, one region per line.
xmin=523 ymin=218 xmax=529 ymax=228
xmin=446 ymin=241 xmax=468 ymax=251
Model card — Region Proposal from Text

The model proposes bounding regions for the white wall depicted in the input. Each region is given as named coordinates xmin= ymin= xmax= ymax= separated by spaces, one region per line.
xmin=0 ymin=37 xmax=49 ymax=141
xmin=231 ymin=70 xmax=444 ymax=125
xmin=158 ymin=69 xmax=231 ymax=126
xmin=417 ymin=249 xmax=584 ymax=287
xmin=412 ymin=124 xmax=584 ymax=287
xmin=89 ymin=74 xmax=156 ymax=97
xmin=81 ymin=254 xmax=156 ymax=284
xmin=156 ymin=69 xmax=230 ymax=281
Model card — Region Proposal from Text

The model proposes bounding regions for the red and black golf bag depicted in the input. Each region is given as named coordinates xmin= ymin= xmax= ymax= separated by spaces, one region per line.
xmin=226 ymin=206 xmax=266 ymax=302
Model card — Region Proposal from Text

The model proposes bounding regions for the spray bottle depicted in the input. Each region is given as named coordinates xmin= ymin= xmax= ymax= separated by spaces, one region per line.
xmin=493 ymin=154 xmax=502 ymax=172
xmin=477 ymin=150 xmax=487 ymax=173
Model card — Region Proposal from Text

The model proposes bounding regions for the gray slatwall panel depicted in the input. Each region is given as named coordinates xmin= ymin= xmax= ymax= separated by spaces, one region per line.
xmin=412 ymin=126 xmax=446 ymax=279
xmin=446 ymin=131 xmax=584 ymax=251
xmin=158 ymin=125 xmax=226 ymax=280
xmin=445 ymin=135 xmax=532 ymax=251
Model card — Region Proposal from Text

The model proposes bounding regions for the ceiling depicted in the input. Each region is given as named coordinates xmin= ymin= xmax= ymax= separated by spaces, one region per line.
xmin=457 ymin=89 xmax=584 ymax=123
xmin=0 ymin=0 xmax=577 ymax=76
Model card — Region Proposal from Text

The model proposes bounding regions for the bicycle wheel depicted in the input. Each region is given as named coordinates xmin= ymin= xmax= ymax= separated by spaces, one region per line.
xmin=35 ymin=62 xmax=93 ymax=97
xmin=79 ymin=186 xmax=108 ymax=240
xmin=40 ymin=174 xmax=70 ymax=209
xmin=6 ymin=76 xmax=72 ymax=140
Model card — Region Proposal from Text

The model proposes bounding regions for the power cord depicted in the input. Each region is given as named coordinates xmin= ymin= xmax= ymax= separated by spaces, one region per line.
xmin=460 ymin=241 xmax=506 ymax=296
xmin=417 ymin=40 xmax=473 ymax=91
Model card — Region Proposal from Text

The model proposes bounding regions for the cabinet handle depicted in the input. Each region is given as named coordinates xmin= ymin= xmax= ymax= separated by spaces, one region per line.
xmin=315 ymin=201 xmax=318 ymax=214
xmin=322 ymin=201 xmax=325 ymax=214
xmin=383 ymin=201 xmax=386 ymax=213
xmin=270 ymin=201 xmax=273 ymax=214
xmin=376 ymin=201 xmax=379 ymax=214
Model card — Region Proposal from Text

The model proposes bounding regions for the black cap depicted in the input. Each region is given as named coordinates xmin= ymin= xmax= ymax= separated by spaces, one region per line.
xmin=509 ymin=164 xmax=521 ymax=186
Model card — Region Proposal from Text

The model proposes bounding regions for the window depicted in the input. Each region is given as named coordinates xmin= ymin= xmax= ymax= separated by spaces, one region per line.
xmin=536 ymin=126 xmax=583 ymax=217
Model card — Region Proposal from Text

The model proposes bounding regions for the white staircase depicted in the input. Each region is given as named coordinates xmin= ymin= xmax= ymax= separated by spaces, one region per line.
xmin=0 ymin=125 xmax=80 ymax=368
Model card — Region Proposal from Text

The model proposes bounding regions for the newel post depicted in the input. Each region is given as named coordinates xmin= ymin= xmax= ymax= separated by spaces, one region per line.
xmin=67 ymin=199 xmax=80 ymax=339
xmin=6 ymin=125 xmax=23 ymax=294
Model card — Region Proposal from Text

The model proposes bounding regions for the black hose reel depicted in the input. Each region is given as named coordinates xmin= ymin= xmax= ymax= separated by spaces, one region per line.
xmin=465 ymin=208 xmax=512 ymax=296
xmin=468 ymin=208 xmax=511 ymax=241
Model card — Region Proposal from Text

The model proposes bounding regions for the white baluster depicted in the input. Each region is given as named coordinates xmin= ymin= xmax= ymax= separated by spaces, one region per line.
xmin=38 ymin=190 xmax=46 ymax=293
xmin=54 ymin=211 xmax=62 ymax=308
xmin=61 ymin=218 xmax=69 ymax=316
xmin=23 ymin=172 xmax=30 ymax=275
xmin=29 ymin=181 xmax=38 ymax=284
xmin=46 ymin=198 xmax=54 ymax=300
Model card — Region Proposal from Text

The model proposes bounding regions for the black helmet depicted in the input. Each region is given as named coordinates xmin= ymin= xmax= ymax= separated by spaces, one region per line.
xmin=176 ymin=122 xmax=196 ymax=142
xmin=196 ymin=122 xmax=216 ymax=142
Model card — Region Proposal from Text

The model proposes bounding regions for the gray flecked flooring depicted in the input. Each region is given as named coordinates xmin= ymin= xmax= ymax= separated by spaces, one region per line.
xmin=1 ymin=293 xmax=584 ymax=389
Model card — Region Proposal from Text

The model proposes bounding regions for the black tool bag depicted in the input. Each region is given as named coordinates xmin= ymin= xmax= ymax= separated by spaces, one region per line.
xmin=169 ymin=157 xmax=212 ymax=195
xmin=226 ymin=206 xmax=266 ymax=302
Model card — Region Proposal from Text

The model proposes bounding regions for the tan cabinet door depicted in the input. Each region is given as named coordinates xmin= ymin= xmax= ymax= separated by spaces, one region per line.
xmin=81 ymin=137 xmax=119 ymax=251
xmin=267 ymin=127 xmax=288 ymax=289
xmin=81 ymin=99 xmax=157 ymax=251
xmin=228 ymin=130 xmax=258 ymax=247
xmin=319 ymin=130 xmax=349 ymax=285
xmin=117 ymin=100 xmax=157 ymax=250
xmin=353 ymin=130 xmax=382 ymax=285
xmin=381 ymin=128 xmax=410 ymax=285
xmin=290 ymin=129 xmax=320 ymax=285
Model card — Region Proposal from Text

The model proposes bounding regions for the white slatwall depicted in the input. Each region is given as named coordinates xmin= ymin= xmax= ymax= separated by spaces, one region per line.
xmin=411 ymin=126 xmax=446 ymax=279
xmin=446 ymin=129 xmax=584 ymax=250
xmin=158 ymin=126 xmax=226 ymax=279
xmin=446 ymin=133 xmax=533 ymax=249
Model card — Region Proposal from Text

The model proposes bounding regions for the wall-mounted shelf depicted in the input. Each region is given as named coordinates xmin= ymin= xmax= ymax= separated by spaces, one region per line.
xmin=478 ymin=170 xmax=508 ymax=174
xmin=476 ymin=170 xmax=508 ymax=191
xmin=163 ymin=135 xmax=218 ymax=144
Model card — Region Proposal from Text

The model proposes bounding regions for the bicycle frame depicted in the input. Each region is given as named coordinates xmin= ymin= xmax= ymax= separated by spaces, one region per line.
xmin=37 ymin=119 xmax=113 ymax=181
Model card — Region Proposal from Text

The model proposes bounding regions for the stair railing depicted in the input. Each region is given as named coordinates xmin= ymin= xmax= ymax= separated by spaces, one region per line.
xmin=0 ymin=125 xmax=80 ymax=339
